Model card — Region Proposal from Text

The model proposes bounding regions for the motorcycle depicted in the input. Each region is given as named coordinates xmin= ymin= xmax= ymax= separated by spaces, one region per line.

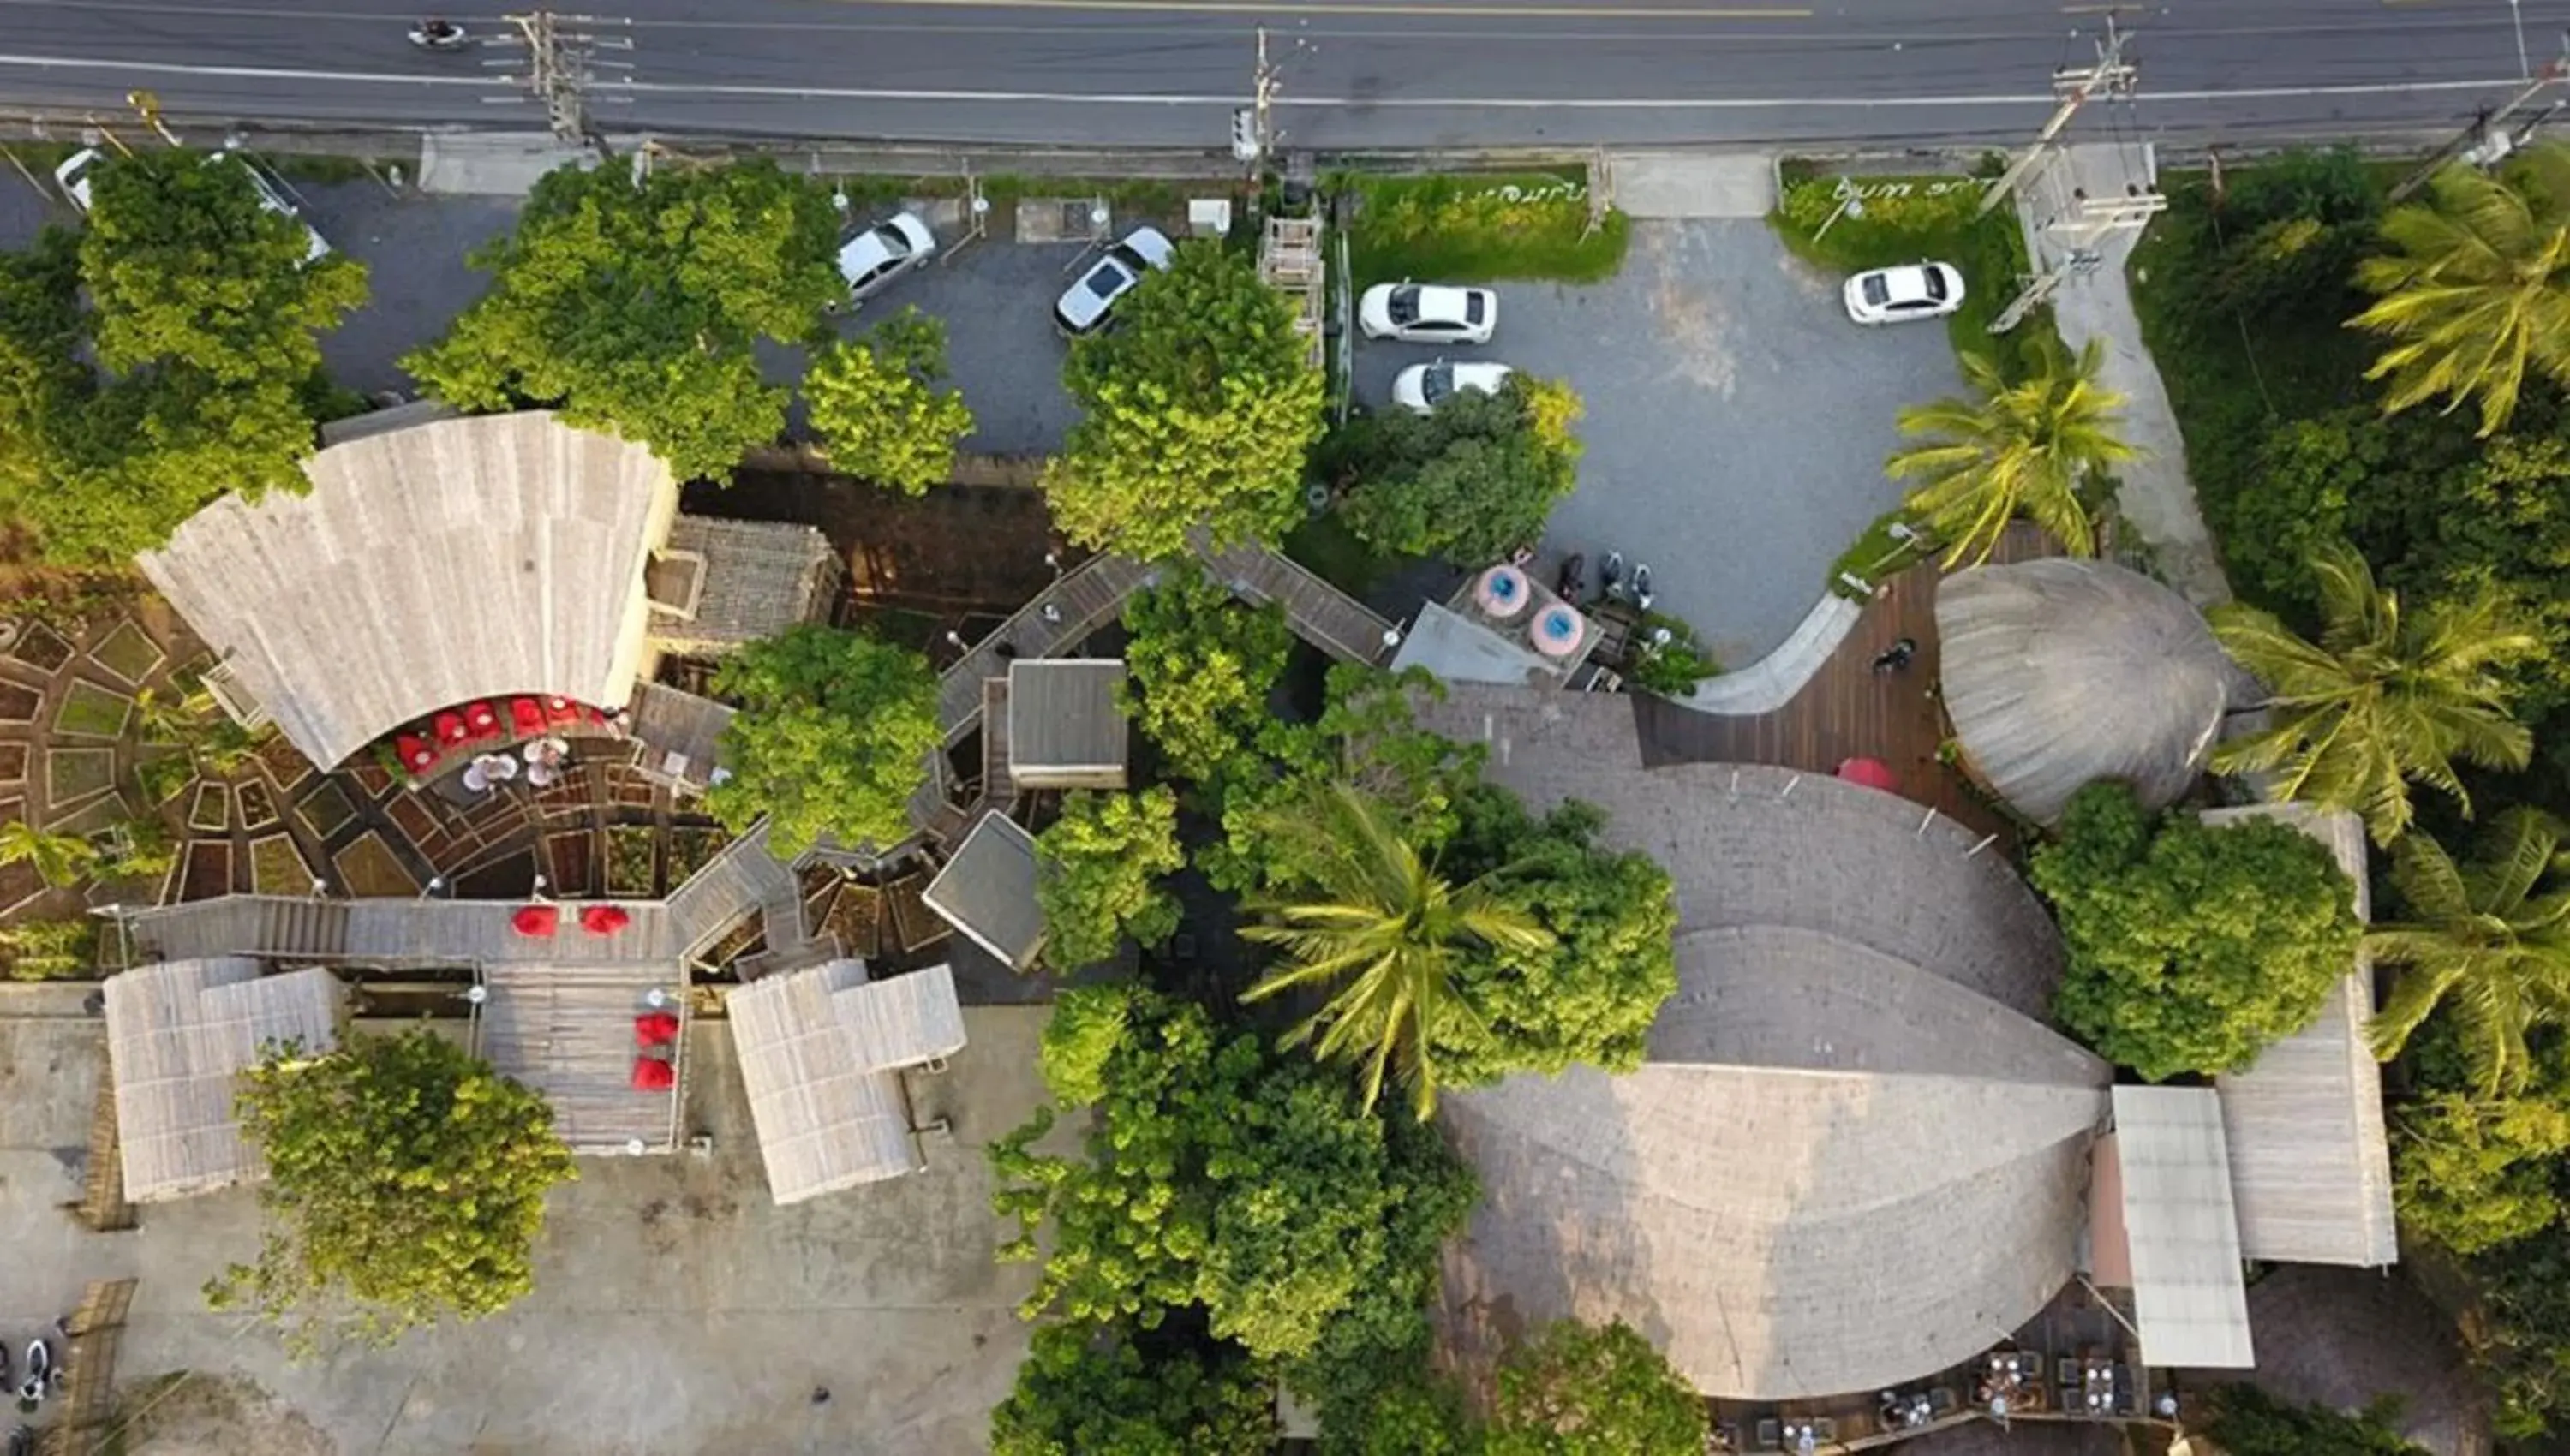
xmin=1599 ymin=552 xmax=1626 ymax=606
xmin=1554 ymin=553 xmax=1586 ymax=606
xmin=408 ymin=20 xmax=470 ymax=50
xmin=1629 ymin=563 xmax=1654 ymax=613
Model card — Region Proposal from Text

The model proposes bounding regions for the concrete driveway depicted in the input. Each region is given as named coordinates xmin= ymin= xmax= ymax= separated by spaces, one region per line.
xmin=0 ymin=1000 xmax=1056 ymax=1456
xmin=1350 ymin=209 xmax=1963 ymax=667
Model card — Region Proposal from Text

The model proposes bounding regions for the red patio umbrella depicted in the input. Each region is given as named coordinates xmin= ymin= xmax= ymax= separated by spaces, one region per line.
xmin=630 ymin=1056 xmax=677 ymax=1092
xmin=580 ymin=904 xmax=632 ymax=936
xmin=634 ymin=1011 xmax=680 ymax=1047
xmin=510 ymin=903 xmax=560 ymax=938
xmin=1836 ymin=757 xmax=1900 ymax=792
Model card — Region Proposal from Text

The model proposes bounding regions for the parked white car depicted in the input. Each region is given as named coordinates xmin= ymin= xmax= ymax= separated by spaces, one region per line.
xmin=834 ymin=211 xmax=936 ymax=305
xmin=1392 ymin=359 xmax=1515 ymax=413
xmin=1360 ymin=282 xmax=1497 ymax=344
xmin=57 ymin=147 xmax=332 ymax=264
xmin=1842 ymin=261 xmax=1964 ymax=325
xmin=1054 ymin=225 xmax=1176 ymax=335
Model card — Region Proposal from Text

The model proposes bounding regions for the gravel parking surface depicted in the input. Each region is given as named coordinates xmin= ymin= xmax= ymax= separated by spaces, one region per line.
xmin=1352 ymin=219 xmax=1963 ymax=665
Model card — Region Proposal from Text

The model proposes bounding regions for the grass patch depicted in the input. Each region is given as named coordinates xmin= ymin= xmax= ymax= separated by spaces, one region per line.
xmin=1769 ymin=165 xmax=2053 ymax=373
xmin=1286 ymin=511 xmax=1403 ymax=598
xmin=51 ymin=679 xmax=129 ymax=738
xmin=1339 ymin=170 xmax=1629 ymax=286
xmin=266 ymin=152 xmax=389 ymax=185
xmin=1828 ymin=507 xmax=1935 ymax=600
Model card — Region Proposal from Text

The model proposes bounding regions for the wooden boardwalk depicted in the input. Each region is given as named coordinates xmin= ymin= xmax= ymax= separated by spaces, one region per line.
xmin=1636 ymin=526 xmax=2053 ymax=845
xmin=937 ymin=553 xmax=1157 ymax=744
xmin=1198 ymin=540 xmax=1399 ymax=667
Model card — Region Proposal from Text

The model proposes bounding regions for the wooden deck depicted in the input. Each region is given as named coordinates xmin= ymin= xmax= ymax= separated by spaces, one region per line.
xmin=1636 ymin=526 xmax=2053 ymax=846
xmin=937 ymin=553 xmax=1157 ymax=743
xmin=1198 ymin=540 xmax=1398 ymax=667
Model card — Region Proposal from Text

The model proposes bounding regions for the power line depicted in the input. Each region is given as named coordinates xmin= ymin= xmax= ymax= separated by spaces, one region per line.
xmin=497 ymin=10 xmax=632 ymax=147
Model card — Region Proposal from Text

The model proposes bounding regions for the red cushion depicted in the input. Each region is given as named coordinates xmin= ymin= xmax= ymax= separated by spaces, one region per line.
xmin=463 ymin=702 xmax=501 ymax=741
xmin=434 ymin=712 xmax=469 ymax=746
xmin=580 ymin=904 xmax=632 ymax=936
xmin=635 ymin=1011 xmax=680 ymax=1047
xmin=396 ymin=735 xmax=436 ymax=773
xmin=630 ymin=1057 xmax=676 ymax=1092
xmin=545 ymin=696 xmax=581 ymax=727
xmin=511 ymin=698 xmax=547 ymax=736
xmin=510 ymin=904 xmax=559 ymax=938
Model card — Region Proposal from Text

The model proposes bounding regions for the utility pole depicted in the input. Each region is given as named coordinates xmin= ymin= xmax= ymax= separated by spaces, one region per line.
xmin=498 ymin=11 xmax=632 ymax=150
xmin=2389 ymin=39 xmax=2570 ymax=202
xmin=1977 ymin=17 xmax=2137 ymax=218
xmin=1233 ymin=26 xmax=1279 ymax=170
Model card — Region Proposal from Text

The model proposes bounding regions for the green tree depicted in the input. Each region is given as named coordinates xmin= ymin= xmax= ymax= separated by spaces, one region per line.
xmin=0 ymin=820 xmax=99 ymax=888
xmin=2212 ymin=539 xmax=2539 ymax=844
xmin=706 ymin=624 xmax=941 ymax=857
xmin=2029 ymin=781 xmax=2362 ymax=1082
xmin=1332 ymin=376 xmax=1584 ymax=564
xmin=1240 ymin=780 xmax=1555 ymax=1119
xmin=0 ymin=917 xmax=98 ymax=981
xmin=406 ymin=160 xmax=843 ymax=481
xmin=2366 ymin=810 xmax=2570 ymax=1092
xmin=2352 ymin=145 xmax=2570 ymax=438
xmin=2203 ymin=1384 xmax=2430 ymax=1456
xmin=1485 ymin=1320 xmax=1706 ymax=1456
xmin=1121 ymin=561 xmax=1293 ymax=783
xmin=991 ymin=1322 xmax=1276 ymax=1456
xmin=991 ymin=984 xmax=1477 ymax=1364
xmin=1036 ymin=787 xmax=1186 ymax=970
xmin=1886 ymin=337 xmax=2140 ymax=568
xmin=805 ymin=306 xmax=973 ymax=494
xmin=2394 ymin=1088 xmax=2570 ymax=1255
xmin=1045 ymin=242 xmax=1325 ymax=558
xmin=210 ymin=1029 xmax=577 ymax=1354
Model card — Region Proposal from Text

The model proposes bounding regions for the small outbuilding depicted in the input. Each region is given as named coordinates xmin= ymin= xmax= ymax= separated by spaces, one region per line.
xmin=923 ymin=811 xmax=1046 ymax=970
xmin=645 ymin=515 xmax=841 ymax=658
xmin=1935 ymin=558 xmax=2236 ymax=826
xmin=727 ymin=959 xmax=966 ymax=1204
xmin=1005 ymin=659 xmax=1129 ymax=791
xmin=105 ymin=958 xmax=345 ymax=1203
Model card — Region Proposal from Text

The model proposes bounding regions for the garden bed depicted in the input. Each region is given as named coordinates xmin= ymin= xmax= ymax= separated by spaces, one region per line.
xmin=51 ymin=680 xmax=131 ymax=739
xmin=0 ymin=683 xmax=36 ymax=724
xmin=178 ymin=840 xmax=232 ymax=901
xmin=605 ymin=826 xmax=657 ymax=898
xmin=545 ymin=830 xmax=596 ymax=897
xmin=247 ymin=834 xmax=311 ymax=895
xmin=187 ymin=782 xmax=230 ymax=834
xmin=1340 ymin=170 xmax=1629 ymax=285
xmin=45 ymin=747 xmax=115 ymax=805
xmin=235 ymin=779 xmax=279 ymax=832
xmin=666 ymin=824 xmax=730 ymax=887
xmin=332 ymin=832 xmax=419 ymax=898
xmin=0 ymin=743 xmax=25 ymax=781
xmin=134 ymin=750 xmax=194 ymax=809
xmin=9 ymin=622 xmax=70 ymax=672
xmin=295 ymin=780 xmax=356 ymax=838
xmin=1769 ymin=164 xmax=2047 ymax=370
xmin=88 ymin=619 xmax=163 ymax=684
xmin=255 ymin=732 xmax=314 ymax=792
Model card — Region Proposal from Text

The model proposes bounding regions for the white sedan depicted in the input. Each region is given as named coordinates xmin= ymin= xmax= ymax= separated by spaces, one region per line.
xmin=1360 ymin=282 xmax=1497 ymax=344
xmin=1842 ymin=262 xmax=1965 ymax=325
xmin=1055 ymin=225 xmax=1176 ymax=335
xmin=1392 ymin=359 xmax=1515 ymax=413
xmin=835 ymin=212 xmax=936 ymax=305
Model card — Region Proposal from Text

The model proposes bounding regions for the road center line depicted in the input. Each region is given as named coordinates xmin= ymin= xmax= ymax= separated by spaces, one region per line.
xmin=823 ymin=0 xmax=1813 ymax=14
xmin=0 ymin=50 xmax=2527 ymax=112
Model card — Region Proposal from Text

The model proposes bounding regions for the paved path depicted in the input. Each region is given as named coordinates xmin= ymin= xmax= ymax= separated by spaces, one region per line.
xmin=0 ymin=0 xmax=2560 ymax=150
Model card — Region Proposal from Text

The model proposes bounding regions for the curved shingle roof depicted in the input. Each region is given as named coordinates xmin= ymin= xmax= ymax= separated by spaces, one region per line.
xmin=1935 ymin=558 xmax=2233 ymax=825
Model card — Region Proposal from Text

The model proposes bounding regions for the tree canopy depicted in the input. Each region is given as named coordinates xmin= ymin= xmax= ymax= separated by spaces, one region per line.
xmin=991 ymin=983 xmax=1476 ymax=1365
xmin=1044 ymin=242 xmax=1325 ymax=558
xmin=1035 ymin=786 xmax=1186 ymax=971
xmin=2030 ymin=780 xmax=2362 ymax=1082
xmin=1486 ymin=1320 xmax=1708 ymax=1456
xmin=406 ymin=160 xmax=843 ymax=481
xmin=2203 ymin=1384 xmax=2432 ymax=1456
xmin=1886 ymin=336 xmax=2137 ymax=568
xmin=210 ymin=1028 xmax=577 ymax=1354
xmin=2366 ymin=809 xmax=2570 ymax=1093
xmin=805 ymin=306 xmax=972 ymax=494
xmin=1121 ymin=561 xmax=1294 ymax=783
xmin=2352 ymin=144 xmax=2570 ymax=438
xmin=0 ymin=149 xmax=368 ymax=563
xmin=1328 ymin=374 xmax=1584 ymax=564
xmin=990 ymin=1322 xmax=1276 ymax=1456
xmin=706 ymin=624 xmax=941 ymax=857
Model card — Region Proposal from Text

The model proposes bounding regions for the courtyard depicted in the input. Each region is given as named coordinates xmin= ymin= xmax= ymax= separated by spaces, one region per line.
xmin=0 ymin=999 xmax=1057 ymax=1455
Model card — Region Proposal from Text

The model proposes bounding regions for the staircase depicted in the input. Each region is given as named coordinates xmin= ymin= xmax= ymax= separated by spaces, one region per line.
xmin=1260 ymin=215 xmax=1325 ymax=369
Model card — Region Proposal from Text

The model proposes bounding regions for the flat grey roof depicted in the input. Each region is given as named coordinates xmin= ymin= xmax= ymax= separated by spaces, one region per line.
xmin=2111 ymin=1084 xmax=2256 ymax=1370
xmin=1006 ymin=659 xmax=1128 ymax=777
xmin=922 ymin=812 xmax=1045 ymax=970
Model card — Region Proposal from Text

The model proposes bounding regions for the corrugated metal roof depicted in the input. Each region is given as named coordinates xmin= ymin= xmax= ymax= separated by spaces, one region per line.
xmin=106 ymin=960 xmax=344 ymax=1203
xmin=1006 ymin=659 xmax=1127 ymax=787
xmin=2111 ymin=1084 xmax=2255 ymax=1369
xmin=726 ymin=959 xmax=966 ymax=1205
xmin=922 ymin=811 xmax=1046 ymax=970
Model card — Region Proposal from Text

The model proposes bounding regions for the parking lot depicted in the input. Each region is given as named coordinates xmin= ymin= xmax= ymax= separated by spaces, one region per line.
xmin=0 ymin=1002 xmax=1058 ymax=1455
xmin=1350 ymin=219 xmax=1964 ymax=666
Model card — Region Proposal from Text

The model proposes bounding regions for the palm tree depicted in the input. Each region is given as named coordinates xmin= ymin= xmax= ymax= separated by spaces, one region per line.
xmin=1885 ymin=336 xmax=2141 ymax=569
xmin=1239 ymin=781 xmax=1552 ymax=1119
xmin=2366 ymin=810 xmax=2570 ymax=1095
xmin=2350 ymin=144 xmax=2570 ymax=438
xmin=0 ymin=820 xmax=99 ymax=889
xmin=2211 ymin=540 xmax=2537 ymax=846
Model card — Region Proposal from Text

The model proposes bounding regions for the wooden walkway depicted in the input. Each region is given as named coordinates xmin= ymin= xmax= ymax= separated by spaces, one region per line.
xmin=1198 ymin=540 xmax=1399 ymax=668
xmin=937 ymin=553 xmax=1157 ymax=744
xmin=1636 ymin=526 xmax=2053 ymax=846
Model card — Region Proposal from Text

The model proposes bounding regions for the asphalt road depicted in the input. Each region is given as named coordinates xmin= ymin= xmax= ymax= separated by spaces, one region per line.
xmin=0 ymin=0 xmax=2561 ymax=152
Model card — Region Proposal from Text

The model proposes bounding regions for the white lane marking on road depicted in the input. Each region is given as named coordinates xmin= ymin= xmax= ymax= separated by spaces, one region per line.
xmin=0 ymin=50 xmax=2531 ymax=110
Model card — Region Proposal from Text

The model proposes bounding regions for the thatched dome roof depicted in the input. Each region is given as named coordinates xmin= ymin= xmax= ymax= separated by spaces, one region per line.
xmin=1935 ymin=558 xmax=2232 ymax=826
